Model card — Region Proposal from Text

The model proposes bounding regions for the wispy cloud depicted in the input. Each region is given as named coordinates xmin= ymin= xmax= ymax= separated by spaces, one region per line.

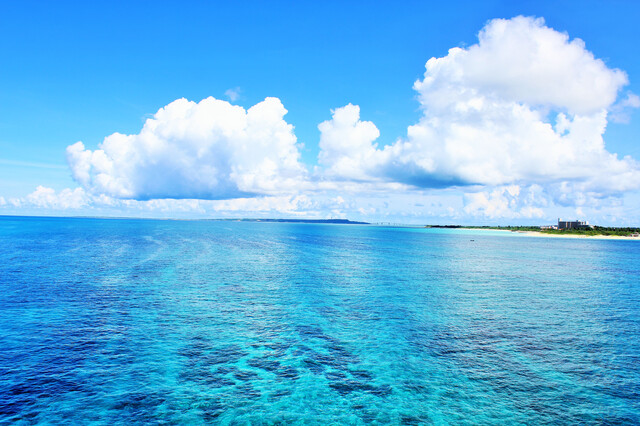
xmin=610 ymin=93 xmax=640 ymax=123
xmin=224 ymin=87 xmax=241 ymax=102
xmin=0 ymin=158 xmax=67 ymax=170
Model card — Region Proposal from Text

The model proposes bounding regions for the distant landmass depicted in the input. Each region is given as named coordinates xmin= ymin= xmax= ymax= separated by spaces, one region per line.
xmin=227 ymin=218 xmax=370 ymax=225
xmin=425 ymin=224 xmax=640 ymax=238
xmin=0 ymin=215 xmax=370 ymax=225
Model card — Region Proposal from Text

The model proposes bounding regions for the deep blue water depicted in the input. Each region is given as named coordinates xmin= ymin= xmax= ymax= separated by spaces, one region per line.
xmin=0 ymin=216 xmax=639 ymax=424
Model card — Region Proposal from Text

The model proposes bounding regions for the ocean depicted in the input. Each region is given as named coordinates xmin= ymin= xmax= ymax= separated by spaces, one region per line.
xmin=1 ymin=216 xmax=639 ymax=424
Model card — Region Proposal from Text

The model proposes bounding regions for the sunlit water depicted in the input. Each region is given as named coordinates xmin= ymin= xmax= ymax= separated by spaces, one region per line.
xmin=1 ymin=216 xmax=639 ymax=424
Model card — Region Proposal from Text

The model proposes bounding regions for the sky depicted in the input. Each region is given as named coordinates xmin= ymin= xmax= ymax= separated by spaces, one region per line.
xmin=1 ymin=0 xmax=639 ymax=225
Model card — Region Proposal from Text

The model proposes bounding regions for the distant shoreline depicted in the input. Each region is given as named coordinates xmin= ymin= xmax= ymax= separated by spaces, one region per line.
xmin=1 ymin=216 xmax=638 ymax=238
xmin=517 ymin=231 xmax=640 ymax=240
xmin=459 ymin=228 xmax=640 ymax=240
xmin=0 ymin=215 xmax=369 ymax=225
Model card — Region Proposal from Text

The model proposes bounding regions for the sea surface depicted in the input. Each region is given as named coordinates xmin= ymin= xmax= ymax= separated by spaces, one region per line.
xmin=1 ymin=216 xmax=639 ymax=424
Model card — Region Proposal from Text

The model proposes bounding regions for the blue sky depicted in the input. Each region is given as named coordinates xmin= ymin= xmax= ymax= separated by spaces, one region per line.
xmin=1 ymin=1 xmax=639 ymax=224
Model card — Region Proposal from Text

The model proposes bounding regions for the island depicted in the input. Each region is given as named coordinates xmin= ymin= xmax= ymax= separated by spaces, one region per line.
xmin=426 ymin=219 xmax=640 ymax=239
xmin=218 ymin=218 xmax=370 ymax=225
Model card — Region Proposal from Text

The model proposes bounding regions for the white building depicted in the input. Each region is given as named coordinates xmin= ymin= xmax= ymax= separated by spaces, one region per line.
xmin=557 ymin=219 xmax=592 ymax=230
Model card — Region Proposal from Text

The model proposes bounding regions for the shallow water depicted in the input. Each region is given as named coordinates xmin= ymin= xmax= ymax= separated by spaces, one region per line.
xmin=0 ymin=216 xmax=639 ymax=424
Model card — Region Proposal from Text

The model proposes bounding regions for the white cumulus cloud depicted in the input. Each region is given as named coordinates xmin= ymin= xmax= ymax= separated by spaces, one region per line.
xmin=67 ymin=96 xmax=307 ymax=200
xmin=318 ymin=16 xmax=640 ymax=195
xmin=418 ymin=16 xmax=627 ymax=116
xmin=317 ymin=104 xmax=382 ymax=181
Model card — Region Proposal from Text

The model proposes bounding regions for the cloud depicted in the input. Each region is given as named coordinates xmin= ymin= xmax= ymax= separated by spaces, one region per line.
xmin=4 ymin=181 xmax=638 ymax=225
xmin=317 ymin=104 xmax=382 ymax=181
xmin=610 ymin=93 xmax=640 ymax=123
xmin=418 ymin=16 xmax=627 ymax=116
xmin=67 ymin=97 xmax=307 ymax=200
xmin=210 ymin=194 xmax=314 ymax=214
xmin=23 ymin=186 xmax=89 ymax=210
xmin=463 ymin=185 xmax=545 ymax=219
xmin=318 ymin=16 xmax=640 ymax=195
xmin=0 ymin=159 xmax=67 ymax=170
xmin=224 ymin=87 xmax=241 ymax=102
xmin=4 ymin=184 xmax=320 ymax=218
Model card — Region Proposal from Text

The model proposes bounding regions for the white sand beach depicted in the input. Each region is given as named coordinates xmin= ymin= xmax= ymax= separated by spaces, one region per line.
xmin=517 ymin=231 xmax=640 ymax=240
xmin=460 ymin=228 xmax=640 ymax=240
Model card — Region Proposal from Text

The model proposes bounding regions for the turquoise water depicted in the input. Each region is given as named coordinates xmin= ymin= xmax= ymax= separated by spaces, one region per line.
xmin=1 ymin=216 xmax=639 ymax=424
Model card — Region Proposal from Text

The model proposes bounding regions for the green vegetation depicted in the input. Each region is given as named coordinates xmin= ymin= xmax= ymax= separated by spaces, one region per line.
xmin=469 ymin=225 xmax=541 ymax=232
xmin=425 ymin=225 xmax=640 ymax=237
xmin=426 ymin=225 xmax=540 ymax=231
xmin=538 ymin=226 xmax=640 ymax=237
